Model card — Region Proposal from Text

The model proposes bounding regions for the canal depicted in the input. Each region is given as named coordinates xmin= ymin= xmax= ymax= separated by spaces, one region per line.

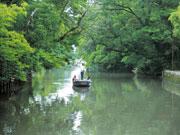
xmin=0 ymin=66 xmax=180 ymax=135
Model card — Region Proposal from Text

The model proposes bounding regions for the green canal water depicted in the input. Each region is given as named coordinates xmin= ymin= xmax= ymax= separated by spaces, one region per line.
xmin=0 ymin=66 xmax=180 ymax=135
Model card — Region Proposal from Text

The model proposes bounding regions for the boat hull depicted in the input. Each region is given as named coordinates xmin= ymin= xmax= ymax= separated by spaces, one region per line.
xmin=73 ymin=80 xmax=91 ymax=87
xmin=72 ymin=86 xmax=90 ymax=92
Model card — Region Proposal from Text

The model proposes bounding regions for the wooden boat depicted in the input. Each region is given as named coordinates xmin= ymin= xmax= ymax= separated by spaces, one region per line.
xmin=73 ymin=80 xmax=91 ymax=87
xmin=72 ymin=86 xmax=90 ymax=92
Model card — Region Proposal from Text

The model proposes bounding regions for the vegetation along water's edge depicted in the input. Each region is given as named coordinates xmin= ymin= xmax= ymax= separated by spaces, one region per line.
xmin=1 ymin=0 xmax=180 ymax=94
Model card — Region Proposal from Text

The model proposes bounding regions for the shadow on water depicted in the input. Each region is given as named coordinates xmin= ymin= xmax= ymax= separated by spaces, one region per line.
xmin=72 ymin=86 xmax=90 ymax=93
xmin=1 ymin=67 xmax=180 ymax=135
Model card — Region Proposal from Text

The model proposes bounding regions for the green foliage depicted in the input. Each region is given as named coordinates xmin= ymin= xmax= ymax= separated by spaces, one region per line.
xmin=0 ymin=0 xmax=25 ymax=5
xmin=169 ymin=6 xmax=180 ymax=38
xmin=0 ymin=3 xmax=33 ymax=81
xmin=1 ymin=0 xmax=179 ymax=86
xmin=25 ymin=1 xmax=66 ymax=69
xmin=78 ymin=0 xmax=180 ymax=75
xmin=24 ymin=0 xmax=87 ymax=69
xmin=0 ymin=0 xmax=88 ymax=84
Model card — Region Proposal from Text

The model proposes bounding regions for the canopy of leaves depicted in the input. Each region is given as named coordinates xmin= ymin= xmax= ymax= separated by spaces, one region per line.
xmin=0 ymin=3 xmax=33 ymax=81
xmin=1 ymin=0 xmax=180 ymax=84
xmin=0 ymin=0 xmax=88 ymax=83
xmin=169 ymin=6 xmax=180 ymax=38
xmin=78 ymin=0 xmax=180 ymax=75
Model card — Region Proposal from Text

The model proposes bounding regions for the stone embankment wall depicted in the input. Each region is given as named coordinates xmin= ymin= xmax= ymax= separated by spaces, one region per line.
xmin=163 ymin=70 xmax=180 ymax=83
xmin=163 ymin=70 xmax=180 ymax=96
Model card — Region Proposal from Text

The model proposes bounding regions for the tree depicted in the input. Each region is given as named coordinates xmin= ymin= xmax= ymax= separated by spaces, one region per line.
xmin=169 ymin=5 xmax=180 ymax=38
xmin=0 ymin=0 xmax=88 ymax=87
xmin=78 ymin=0 xmax=180 ymax=75
xmin=0 ymin=3 xmax=34 ymax=81
xmin=169 ymin=5 xmax=180 ymax=69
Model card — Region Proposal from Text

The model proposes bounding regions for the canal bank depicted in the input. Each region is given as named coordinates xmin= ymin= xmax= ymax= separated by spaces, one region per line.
xmin=163 ymin=70 xmax=180 ymax=83
xmin=163 ymin=70 xmax=180 ymax=96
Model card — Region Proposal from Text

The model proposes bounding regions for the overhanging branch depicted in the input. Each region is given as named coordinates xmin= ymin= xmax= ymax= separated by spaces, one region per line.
xmin=101 ymin=2 xmax=144 ymax=25
xmin=58 ymin=11 xmax=87 ymax=42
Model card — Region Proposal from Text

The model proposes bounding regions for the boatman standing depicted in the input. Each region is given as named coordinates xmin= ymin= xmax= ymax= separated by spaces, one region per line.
xmin=80 ymin=63 xmax=85 ymax=80
xmin=80 ymin=69 xmax=84 ymax=80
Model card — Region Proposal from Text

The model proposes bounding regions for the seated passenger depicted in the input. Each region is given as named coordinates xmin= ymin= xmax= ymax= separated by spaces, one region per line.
xmin=72 ymin=75 xmax=77 ymax=82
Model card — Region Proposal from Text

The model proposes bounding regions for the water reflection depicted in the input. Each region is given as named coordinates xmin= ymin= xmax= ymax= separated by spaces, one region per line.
xmin=0 ymin=66 xmax=88 ymax=135
xmin=1 ymin=68 xmax=180 ymax=135
xmin=80 ymin=74 xmax=180 ymax=135
xmin=71 ymin=111 xmax=83 ymax=133
xmin=32 ymin=66 xmax=83 ymax=105
xmin=162 ymin=79 xmax=180 ymax=96
xmin=72 ymin=86 xmax=90 ymax=101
